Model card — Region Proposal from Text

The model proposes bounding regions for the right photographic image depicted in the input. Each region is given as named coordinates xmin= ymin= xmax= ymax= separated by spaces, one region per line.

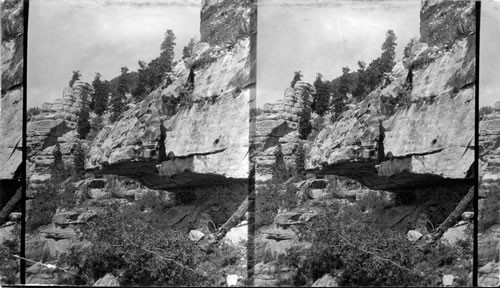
xmin=478 ymin=0 xmax=500 ymax=287
xmin=255 ymin=0 xmax=476 ymax=286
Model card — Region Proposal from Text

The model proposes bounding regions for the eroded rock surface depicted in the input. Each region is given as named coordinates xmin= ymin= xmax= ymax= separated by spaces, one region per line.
xmin=0 ymin=0 xmax=23 ymax=183
xmin=478 ymin=103 xmax=500 ymax=287
xmin=87 ymin=38 xmax=254 ymax=189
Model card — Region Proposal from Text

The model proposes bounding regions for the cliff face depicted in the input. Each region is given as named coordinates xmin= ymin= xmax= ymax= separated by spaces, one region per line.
xmin=255 ymin=82 xmax=314 ymax=182
xmin=200 ymin=0 xmax=254 ymax=47
xmin=478 ymin=103 xmax=500 ymax=287
xmin=87 ymin=15 xmax=255 ymax=190
xmin=0 ymin=0 xmax=24 ymax=211
xmin=0 ymin=0 xmax=23 ymax=180
xmin=306 ymin=0 xmax=475 ymax=191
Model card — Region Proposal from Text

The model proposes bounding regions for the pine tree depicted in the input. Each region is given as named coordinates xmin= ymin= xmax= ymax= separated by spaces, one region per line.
xmin=69 ymin=70 xmax=81 ymax=88
xmin=182 ymin=38 xmax=196 ymax=59
xmin=159 ymin=29 xmax=176 ymax=75
xmin=76 ymin=86 xmax=91 ymax=139
xmin=73 ymin=142 xmax=85 ymax=179
xmin=92 ymin=73 xmax=109 ymax=116
xmin=313 ymin=73 xmax=329 ymax=116
xmin=51 ymin=143 xmax=65 ymax=182
xmin=380 ymin=30 xmax=397 ymax=73
xmin=295 ymin=142 xmax=305 ymax=178
xmin=110 ymin=67 xmax=128 ymax=122
xmin=290 ymin=71 xmax=303 ymax=88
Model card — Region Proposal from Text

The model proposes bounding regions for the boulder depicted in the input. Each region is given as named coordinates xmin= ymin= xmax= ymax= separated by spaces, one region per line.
xmin=93 ymin=273 xmax=119 ymax=287
xmin=312 ymin=274 xmax=339 ymax=287
xmin=407 ymin=230 xmax=423 ymax=243
xmin=189 ymin=229 xmax=205 ymax=243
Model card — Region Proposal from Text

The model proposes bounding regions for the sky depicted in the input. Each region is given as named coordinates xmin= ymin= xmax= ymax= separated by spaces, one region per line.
xmin=27 ymin=0 xmax=200 ymax=108
xmin=480 ymin=0 xmax=500 ymax=108
xmin=257 ymin=0 xmax=421 ymax=107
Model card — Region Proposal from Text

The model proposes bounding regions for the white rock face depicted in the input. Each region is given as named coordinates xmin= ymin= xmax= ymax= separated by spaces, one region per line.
xmin=407 ymin=230 xmax=423 ymax=243
xmin=87 ymin=39 xmax=253 ymax=184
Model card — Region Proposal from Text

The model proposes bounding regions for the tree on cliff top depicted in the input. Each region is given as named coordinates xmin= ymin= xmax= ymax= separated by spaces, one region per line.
xmin=91 ymin=73 xmax=110 ymax=116
xmin=110 ymin=67 xmax=128 ymax=123
xmin=69 ymin=70 xmax=81 ymax=88
xmin=159 ymin=29 xmax=176 ymax=75
xmin=133 ymin=29 xmax=177 ymax=101
xmin=379 ymin=30 xmax=397 ymax=74
xmin=182 ymin=37 xmax=196 ymax=59
xmin=290 ymin=71 xmax=303 ymax=88
xmin=313 ymin=73 xmax=329 ymax=116
xmin=77 ymin=85 xmax=91 ymax=139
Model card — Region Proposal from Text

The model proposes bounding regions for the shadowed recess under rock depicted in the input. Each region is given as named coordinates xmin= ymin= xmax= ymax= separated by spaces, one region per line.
xmin=310 ymin=160 xmax=474 ymax=191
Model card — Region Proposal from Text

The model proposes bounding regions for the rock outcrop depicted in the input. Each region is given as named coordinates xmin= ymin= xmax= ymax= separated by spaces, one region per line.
xmin=87 ymin=36 xmax=254 ymax=190
xmin=478 ymin=102 xmax=500 ymax=287
xmin=306 ymin=1 xmax=475 ymax=192
xmin=0 ymin=0 xmax=24 ymax=209
xmin=255 ymin=82 xmax=315 ymax=182
xmin=200 ymin=0 xmax=255 ymax=47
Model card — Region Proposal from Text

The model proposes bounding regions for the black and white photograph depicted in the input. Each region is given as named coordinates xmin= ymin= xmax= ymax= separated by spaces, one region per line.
xmin=22 ymin=0 xmax=254 ymax=285
xmin=254 ymin=0 xmax=476 ymax=286
xmin=1 ymin=0 xmax=500 ymax=287
xmin=0 ymin=0 xmax=24 ymax=284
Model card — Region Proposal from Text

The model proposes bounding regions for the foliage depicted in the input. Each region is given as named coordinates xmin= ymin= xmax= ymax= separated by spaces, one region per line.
xmin=280 ymin=196 xmax=471 ymax=287
xmin=26 ymin=181 xmax=57 ymax=233
xmin=0 ymin=234 xmax=19 ymax=284
xmin=27 ymin=107 xmax=41 ymax=120
xmin=295 ymin=142 xmax=305 ymax=178
xmin=255 ymin=180 xmax=298 ymax=229
xmin=271 ymin=144 xmax=292 ymax=183
xmin=298 ymin=86 xmax=313 ymax=140
xmin=133 ymin=29 xmax=176 ymax=100
xmin=91 ymin=73 xmax=110 ymax=116
xmin=73 ymin=142 xmax=86 ymax=179
xmin=479 ymin=106 xmax=493 ymax=117
xmin=51 ymin=143 xmax=66 ymax=182
xmin=69 ymin=203 xmax=209 ymax=286
xmin=290 ymin=71 xmax=303 ymax=88
xmin=109 ymin=67 xmax=128 ymax=123
xmin=312 ymin=73 xmax=329 ymax=116
xmin=75 ymin=116 xmax=90 ymax=138
xmin=182 ymin=37 xmax=196 ymax=59
xmin=403 ymin=38 xmax=418 ymax=59
xmin=69 ymin=70 xmax=81 ymax=88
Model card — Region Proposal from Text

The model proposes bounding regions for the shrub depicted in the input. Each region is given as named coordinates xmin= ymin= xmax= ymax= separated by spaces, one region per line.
xmin=26 ymin=182 xmax=58 ymax=233
xmin=69 ymin=203 xmax=210 ymax=286
xmin=294 ymin=143 xmax=305 ymax=178
xmin=0 ymin=229 xmax=20 ymax=284
xmin=280 ymin=198 xmax=471 ymax=286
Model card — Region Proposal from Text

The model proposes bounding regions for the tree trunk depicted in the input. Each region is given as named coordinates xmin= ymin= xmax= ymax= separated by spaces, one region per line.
xmin=0 ymin=187 xmax=22 ymax=225
xmin=217 ymin=196 xmax=248 ymax=239
xmin=433 ymin=186 xmax=474 ymax=240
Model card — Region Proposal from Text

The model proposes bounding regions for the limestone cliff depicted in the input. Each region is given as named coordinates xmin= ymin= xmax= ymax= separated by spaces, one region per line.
xmin=87 ymin=30 xmax=255 ymax=190
xmin=306 ymin=0 xmax=475 ymax=191
xmin=478 ymin=102 xmax=500 ymax=287
xmin=0 ymin=0 xmax=24 ymax=208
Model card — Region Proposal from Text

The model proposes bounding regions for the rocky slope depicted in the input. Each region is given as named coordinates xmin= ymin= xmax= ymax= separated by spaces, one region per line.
xmin=478 ymin=102 xmax=500 ymax=287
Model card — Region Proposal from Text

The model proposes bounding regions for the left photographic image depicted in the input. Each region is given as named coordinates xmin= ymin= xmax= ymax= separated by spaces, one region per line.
xmin=26 ymin=0 xmax=255 ymax=285
xmin=0 ymin=0 xmax=24 ymax=285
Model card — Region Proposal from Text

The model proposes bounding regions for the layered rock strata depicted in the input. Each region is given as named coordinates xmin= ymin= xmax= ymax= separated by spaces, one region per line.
xmin=478 ymin=102 xmax=500 ymax=287
xmin=307 ymin=0 xmax=475 ymax=192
